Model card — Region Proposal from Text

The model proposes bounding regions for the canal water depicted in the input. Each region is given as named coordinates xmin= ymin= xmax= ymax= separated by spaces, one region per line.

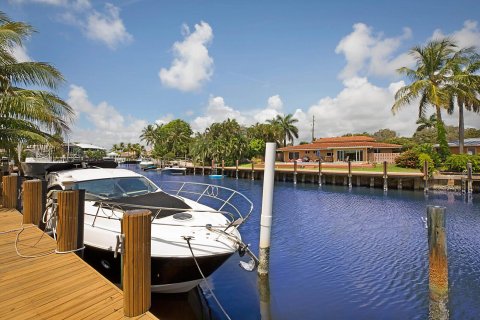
xmin=125 ymin=165 xmax=480 ymax=320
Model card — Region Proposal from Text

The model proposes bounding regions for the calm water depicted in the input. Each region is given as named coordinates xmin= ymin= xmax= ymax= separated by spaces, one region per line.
xmin=125 ymin=165 xmax=480 ymax=320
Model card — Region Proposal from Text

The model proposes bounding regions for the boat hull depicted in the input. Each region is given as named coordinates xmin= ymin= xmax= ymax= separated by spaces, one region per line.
xmin=83 ymin=245 xmax=233 ymax=293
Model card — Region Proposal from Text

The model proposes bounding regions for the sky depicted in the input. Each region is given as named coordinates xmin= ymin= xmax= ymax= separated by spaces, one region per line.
xmin=4 ymin=0 xmax=480 ymax=148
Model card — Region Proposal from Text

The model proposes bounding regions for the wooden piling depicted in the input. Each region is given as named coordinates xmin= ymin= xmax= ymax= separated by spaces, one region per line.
xmin=193 ymin=162 xmax=196 ymax=175
xmin=424 ymin=160 xmax=429 ymax=193
xmin=235 ymin=159 xmax=239 ymax=179
xmin=221 ymin=160 xmax=225 ymax=176
xmin=251 ymin=162 xmax=255 ymax=181
xmin=293 ymin=160 xmax=297 ymax=185
xmin=348 ymin=160 xmax=352 ymax=187
xmin=427 ymin=206 xmax=448 ymax=320
xmin=370 ymin=177 xmax=375 ymax=188
xmin=383 ymin=161 xmax=388 ymax=191
xmin=211 ymin=159 xmax=215 ymax=175
xmin=122 ymin=209 xmax=151 ymax=317
xmin=398 ymin=178 xmax=403 ymax=190
xmin=2 ymin=175 xmax=20 ymax=209
xmin=318 ymin=161 xmax=322 ymax=186
xmin=467 ymin=162 xmax=473 ymax=194
xmin=202 ymin=161 xmax=205 ymax=176
xmin=56 ymin=190 xmax=85 ymax=256
xmin=22 ymin=179 xmax=46 ymax=226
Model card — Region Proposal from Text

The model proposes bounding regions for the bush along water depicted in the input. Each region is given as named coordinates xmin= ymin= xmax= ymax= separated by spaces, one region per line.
xmin=444 ymin=154 xmax=480 ymax=173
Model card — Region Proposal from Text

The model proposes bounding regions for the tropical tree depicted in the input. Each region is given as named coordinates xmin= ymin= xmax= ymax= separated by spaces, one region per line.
xmin=267 ymin=114 xmax=299 ymax=147
xmin=445 ymin=48 xmax=480 ymax=153
xmin=0 ymin=12 xmax=73 ymax=156
xmin=415 ymin=114 xmax=437 ymax=132
xmin=140 ymin=124 xmax=159 ymax=147
xmin=392 ymin=39 xmax=459 ymax=160
xmin=152 ymin=119 xmax=192 ymax=158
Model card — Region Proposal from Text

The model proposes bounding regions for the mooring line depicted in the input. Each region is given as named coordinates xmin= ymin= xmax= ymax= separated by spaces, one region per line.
xmin=184 ymin=236 xmax=232 ymax=320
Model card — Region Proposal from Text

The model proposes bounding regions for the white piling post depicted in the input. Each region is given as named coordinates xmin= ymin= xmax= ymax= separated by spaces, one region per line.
xmin=258 ymin=142 xmax=276 ymax=276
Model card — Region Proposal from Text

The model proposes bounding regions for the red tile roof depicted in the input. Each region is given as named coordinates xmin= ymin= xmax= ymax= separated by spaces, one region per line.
xmin=278 ymin=137 xmax=401 ymax=151
xmin=313 ymin=135 xmax=375 ymax=143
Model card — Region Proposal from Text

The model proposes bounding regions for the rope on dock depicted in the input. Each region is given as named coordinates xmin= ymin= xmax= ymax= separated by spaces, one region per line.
xmin=184 ymin=236 xmax=233 ymax=320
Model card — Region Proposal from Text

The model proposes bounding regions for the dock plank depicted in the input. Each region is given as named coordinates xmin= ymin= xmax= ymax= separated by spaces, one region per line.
xmin=0 ymin=208 xmax=158 ymax=319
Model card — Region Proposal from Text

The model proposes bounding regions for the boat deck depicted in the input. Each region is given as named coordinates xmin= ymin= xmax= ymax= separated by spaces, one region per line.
xmin=0 ymin=208 xmax=158 ymax=320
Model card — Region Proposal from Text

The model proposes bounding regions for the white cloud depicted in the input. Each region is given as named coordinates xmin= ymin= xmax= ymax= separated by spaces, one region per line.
xmin=9 ymin=0 xmax=89 ymax=9
xmin=432 ymin=20 xmax=480 ymax=48
xmin=335 ymin=23 xmax=413 ymax=79
xmin=85 ymin=3 xmax=133 ymax=49
xmin=155 ymin=114 xmax=175 ymax=126
xmin=67 ymin=85 xmax=146 ymax=147
xmin=10 ymin=44 xmax=31 ymax=62
xmin=159 ymin=21 xmax=214 ymax=91
xmin=267 ymin=95 xmax=283 ymax=110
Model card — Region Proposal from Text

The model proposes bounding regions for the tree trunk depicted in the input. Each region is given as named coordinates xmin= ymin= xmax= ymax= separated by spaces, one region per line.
xmin=435 ymin=105 xmax=450 ymax=161
xmin=459 ymin=103 xmax=464 ymax=154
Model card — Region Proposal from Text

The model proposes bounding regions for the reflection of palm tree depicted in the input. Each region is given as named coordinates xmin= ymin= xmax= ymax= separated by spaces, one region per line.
xmin=415 ymin=114 xmax=437 ymax=132
xmin=392 ymin=39 xmax=459 ymax=159
xmin=267 ymin=114 xmax=299 ymax=147
xmin=0 ymin=12 xmax=73 ymax=152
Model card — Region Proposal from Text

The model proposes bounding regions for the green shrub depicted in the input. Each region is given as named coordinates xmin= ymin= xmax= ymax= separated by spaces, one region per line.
xmin=418 ymin=153 xmax=435 ymax=176
xmin=413 ymin=143 xmax=441 ymax=166
xmin=395 ymin=149 xmax=419 ymax=168
xmin=444 ymin=154 xmax=480 ymax=172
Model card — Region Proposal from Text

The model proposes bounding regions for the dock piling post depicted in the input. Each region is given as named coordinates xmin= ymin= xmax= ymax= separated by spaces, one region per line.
xmin=193 ymin=162 xmax=196 ymax=175
xmin=370 ymin=177 xmax=375 ymax=188
xmin=251 ymin=162 xmax=255 ymax=180
xmin=348 ymin=160 xmax=352 ymax=188
xmin=2 ymin=175 xmax=21 ymax=209
xmin=427 ymin=206 xmax=449 ymax=320
xmin=398 ymin=178 xmax=403 ymax=190
xmin=22 ymin=179 xmax=46 ymax=226
xmin=122 ymin=209 xmax=152 ymax=317
xmin=467 ymin=162 xmax=473 ymax=194
xmin=56 ymin=190 xmax=85 ymax=257
xmin=236 ymin=160 xmax=239 ymax=179
xmin=383 ymin=161 xmax=388 ymax=192
xmin=318 ymin=161 xmax=322 ymax=186
xmin=202 ymin=161 xmax=205 ymax=176
xmin=222 ymin=159 xmax=225 ymax=176
xmin=293 ymin=160 xmax=297 ymax=185
xmin=258 ymin=143 xmax=276 ymax=276
xmin=424 ymin=160 xmax=429 ymax=193
xmin=211 ymin=159 xmax=215 ymax=175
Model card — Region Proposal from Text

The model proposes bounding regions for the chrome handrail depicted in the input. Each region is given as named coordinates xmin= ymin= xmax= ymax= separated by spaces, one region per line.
xmin=160 ymin=181 xmax=254 ymax=224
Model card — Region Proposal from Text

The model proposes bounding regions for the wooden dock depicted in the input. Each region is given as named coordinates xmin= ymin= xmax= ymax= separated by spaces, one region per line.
xmin=0 ymin=208 xmax=158 ymax=320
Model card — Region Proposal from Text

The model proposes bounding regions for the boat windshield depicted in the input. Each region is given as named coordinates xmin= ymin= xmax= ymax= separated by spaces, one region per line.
xmin=72 ymin=177 xmax=158 ymax=199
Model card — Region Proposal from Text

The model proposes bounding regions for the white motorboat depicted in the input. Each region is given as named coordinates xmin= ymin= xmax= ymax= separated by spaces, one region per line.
xmin=45 ymin=166 xmax=255 ymax=293
xmin=21 ymin=157 xmax=65 ymax=178
xmin=139 ymin=159 xmax=155 ymax=169
xmin=162 ymin=166 xmax=187 ymax=175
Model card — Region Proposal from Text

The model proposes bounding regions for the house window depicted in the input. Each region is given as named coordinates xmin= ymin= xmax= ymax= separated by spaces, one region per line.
xmin=288 ymin=152 xmax=299 ymax=160
xmin=326 ymin=152 xmax=332 ymax=156
xmin=336 ymin=150 xmax=364 ymax=161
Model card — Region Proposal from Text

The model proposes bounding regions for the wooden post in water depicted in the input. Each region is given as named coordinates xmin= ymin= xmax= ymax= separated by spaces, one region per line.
xmin=122 ymin=209 xmax=151 ymax=317
xmin=2 ymin=175 xmax=20 ymax=209
xmin=348 ymin=160 xmax=352 ymax=188
xmin=427 ymin=206 xmax=449 ymax=320
xmin=202 ymin=161 xmax=205 ymax=176
xmin=193 ymin=162 xmax=196 ymax=175
xmin=211 ymin=159 xmax=215 ymax=175
xmin=251 ymin=162 xmax=255 ymax=180
xmin=370 ymin=177 xmax=375 ymax=188
xmin=318 ymin=161 xmax=322 ymax=186
xmin=467 ymin=162 xmax=473 ymax=194
xmin=383 ymin=161 xmax=388 ymax=192
xmin=293 ymin=160 xmax=298 ymax=185
xmin=221 ymin=159 xmax=225 ymax=176
xmin=234 ymin=159 xmax=238 ymax=179
xmin=424 ymin=160 xmax=429 ymax=193
xmin=56 ymin=190 xmax=85 ymax=256
xmin=22 ymin=179 xmax=46 ymax=226
xmin=258 ymin=143 xmax=276 ymax=276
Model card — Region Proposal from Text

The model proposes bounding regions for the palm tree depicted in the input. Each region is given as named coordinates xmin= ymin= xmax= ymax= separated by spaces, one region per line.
xmin=415 ymin=114 xmax=437 ymax=132
xmin=140 ymin=124 xmax=158 ymax=147
xmin=392 ymin=39 xmax=458 ymax=159
xmin=446 ymin=48 xmax=480 ymax=153
xmin=0 ymin=12 xmax=73 ymax=153
xmin=267 ymin=114 xmax=299 ymax=147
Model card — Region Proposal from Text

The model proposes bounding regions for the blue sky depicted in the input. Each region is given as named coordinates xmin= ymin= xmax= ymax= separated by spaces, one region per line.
xmin=4 ymin=0 xmax=480 ymax=147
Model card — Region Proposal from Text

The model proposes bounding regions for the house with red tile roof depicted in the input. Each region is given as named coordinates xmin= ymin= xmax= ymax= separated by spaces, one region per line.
xmin=277 ymin=136 xmax=402 ymax=163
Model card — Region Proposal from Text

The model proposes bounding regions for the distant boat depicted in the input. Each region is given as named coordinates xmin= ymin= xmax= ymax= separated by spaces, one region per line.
xmin=209 ymin=174 xmax=224 ymax=179
xmin=21 ymin=157 xmax=65 ymax=178
xmin=139 ymin=159 xmax=155 ymax=169
xmin=162 ymin=166 xmax=187 ymax=175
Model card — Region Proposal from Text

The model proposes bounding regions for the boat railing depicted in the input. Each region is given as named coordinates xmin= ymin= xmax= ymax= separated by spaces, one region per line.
xmin=159 ymin=181 xmax=254 ymax=224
